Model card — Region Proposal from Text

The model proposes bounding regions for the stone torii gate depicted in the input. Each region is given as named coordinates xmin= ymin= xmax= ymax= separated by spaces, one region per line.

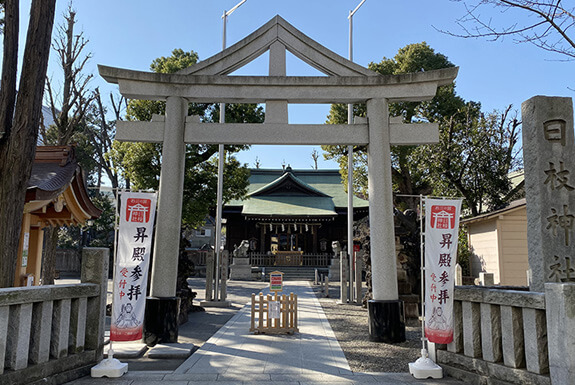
xmin=99 ymin=16 xmax=458 ymax=343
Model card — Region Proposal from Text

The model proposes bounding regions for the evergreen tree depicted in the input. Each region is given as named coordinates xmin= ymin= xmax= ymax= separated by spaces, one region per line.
xmin=322 ymin=42 xmax=521 ymax=215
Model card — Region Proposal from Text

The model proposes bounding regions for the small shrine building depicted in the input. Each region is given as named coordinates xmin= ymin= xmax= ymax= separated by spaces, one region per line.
xmin=224 ymin=167 xmax=368 ymax=266
xmin=16 ymin=146 xmax=102 ymax=286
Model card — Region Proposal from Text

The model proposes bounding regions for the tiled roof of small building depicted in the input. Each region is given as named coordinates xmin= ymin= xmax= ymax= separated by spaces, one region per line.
xmin=25 ymin=146 xmax=102 ymax=224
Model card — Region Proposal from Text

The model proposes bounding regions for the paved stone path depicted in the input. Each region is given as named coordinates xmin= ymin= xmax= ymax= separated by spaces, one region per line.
xmin=66 ymin=281 xmax=461 ymax=384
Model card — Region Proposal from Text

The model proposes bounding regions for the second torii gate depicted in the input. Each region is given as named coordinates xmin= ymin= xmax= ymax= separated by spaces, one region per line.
xmin=99 ymin=16 xmax=458 ymax=344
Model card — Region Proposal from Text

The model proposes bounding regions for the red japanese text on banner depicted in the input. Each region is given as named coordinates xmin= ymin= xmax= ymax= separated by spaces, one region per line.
xmin=110 ymin=192 xmax=157 ymax=342
xmin=424 ymin=198 xmax=461 ymax=344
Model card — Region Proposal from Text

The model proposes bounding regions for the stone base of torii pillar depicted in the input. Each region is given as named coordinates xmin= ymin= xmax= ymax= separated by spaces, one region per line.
xmin=367 ymin=300 xmax=406 ymax=343
xmin=143 ymin=297 xmax=180 ymax=346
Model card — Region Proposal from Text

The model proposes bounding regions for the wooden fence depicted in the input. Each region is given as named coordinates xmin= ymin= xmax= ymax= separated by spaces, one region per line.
xmin=250 ymin=292 xmax=298 ymax=334
xmin=55 ymin=249 xmax=82 ymax=274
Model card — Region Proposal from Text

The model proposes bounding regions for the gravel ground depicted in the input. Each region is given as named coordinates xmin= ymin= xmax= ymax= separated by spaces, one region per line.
xmin=313 ymin=281 xmax=424 ymax=373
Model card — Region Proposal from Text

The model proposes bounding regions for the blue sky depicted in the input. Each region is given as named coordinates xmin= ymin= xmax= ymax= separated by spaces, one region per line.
xmin=10 ymin=1 xmax=574 ymax=171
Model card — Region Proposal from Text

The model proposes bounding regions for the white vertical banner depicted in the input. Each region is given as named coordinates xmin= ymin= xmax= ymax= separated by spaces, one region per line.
xmin=424 ymin=198 xmax=462 ymax=344
xmin=111 ymin=191 xmax=157 ymax=341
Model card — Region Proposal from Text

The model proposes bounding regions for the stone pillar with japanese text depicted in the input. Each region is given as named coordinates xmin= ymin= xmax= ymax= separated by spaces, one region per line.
xmin=522 ymin=96 xmax=575 ymax=292
xmin=523 ymin=96 xmax=575 ymax=383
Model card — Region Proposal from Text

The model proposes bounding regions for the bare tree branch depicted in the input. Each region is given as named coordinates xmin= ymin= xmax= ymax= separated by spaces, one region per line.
xmin=438 ymin=0 xmax=575 ymax=59
xmin=45 ymin=4 xmax=94 ymax=146
xmin=110 ymin=93 xmax=126 ymax=121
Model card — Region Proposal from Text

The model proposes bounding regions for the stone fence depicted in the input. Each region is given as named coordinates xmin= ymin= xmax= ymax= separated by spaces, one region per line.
xmin=0 ymin=248 xmax=109 ymax=385
xmin=433 ymin=283 xmax=575 ymax=385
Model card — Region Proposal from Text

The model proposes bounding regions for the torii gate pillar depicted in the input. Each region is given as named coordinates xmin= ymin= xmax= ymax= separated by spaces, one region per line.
xmin=367 ymin=98 xmax=404 ymax=342
xmin=144 ymin=96 xmax=187 ymax=345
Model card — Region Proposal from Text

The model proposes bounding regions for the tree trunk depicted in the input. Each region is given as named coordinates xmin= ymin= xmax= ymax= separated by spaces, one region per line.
xmin=0 ymin=0 xmax=18 ymax=140
xmin=41 ymin=226 xmax=58 ymax=285
xmin=0 ymin=0 xmax=56 ymax=288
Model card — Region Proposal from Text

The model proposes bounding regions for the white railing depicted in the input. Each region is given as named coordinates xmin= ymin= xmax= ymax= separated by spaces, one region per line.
xmin=0 ymin=248 xmax=108 ymax=385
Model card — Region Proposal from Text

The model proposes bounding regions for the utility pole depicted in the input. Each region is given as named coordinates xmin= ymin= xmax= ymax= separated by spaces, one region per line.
xmin=215 ymin=0 xmax=247 ymax=301
xmin=347 ymin=0 xmax=366 ymax=303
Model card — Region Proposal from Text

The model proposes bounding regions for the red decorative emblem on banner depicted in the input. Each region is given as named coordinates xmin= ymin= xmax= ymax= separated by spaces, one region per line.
xmin=430 ymin=205 xmax=457 ymax=229
xmin=126 ymin=198 xmax=152 ymax=223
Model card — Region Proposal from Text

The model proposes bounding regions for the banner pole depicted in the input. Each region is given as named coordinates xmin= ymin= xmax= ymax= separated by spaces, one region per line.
xmin=109 ymin=189 xmax=122 ymax=357
xmin=408 ymin=195 xmax=443 ymax=379
xmin=92 ymin=189 xmax=128 ymax=378
xmin=419 ymin=195 xmax=426 ymax=351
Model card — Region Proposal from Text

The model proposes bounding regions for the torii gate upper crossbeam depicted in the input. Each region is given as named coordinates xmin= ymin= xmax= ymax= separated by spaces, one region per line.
xmin=98 ymin=65 xmax=458 ymax=104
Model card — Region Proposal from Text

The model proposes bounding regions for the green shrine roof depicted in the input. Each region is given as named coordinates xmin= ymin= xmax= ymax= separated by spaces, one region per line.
xmin=226 ymin=167 xmax=369 ymax=218
xmin=248 ymin=170 xmax=329 ymax=198
xmin=243 ymin=196 xmax=336 ymax=217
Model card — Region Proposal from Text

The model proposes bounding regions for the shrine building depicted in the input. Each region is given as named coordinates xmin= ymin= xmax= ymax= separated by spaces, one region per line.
xmin=16 ymin=146 xmax=102 ymax=286
xmin=224 ymin=166 xmax=368 ymax=267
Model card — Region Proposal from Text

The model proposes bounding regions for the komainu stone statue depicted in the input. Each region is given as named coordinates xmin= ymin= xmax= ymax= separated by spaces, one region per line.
xmin=233 ymin=240 xmax=250 ymax=258
xmin=332 ymin=240 xmax=341 ymax=256
xmin=230 ymin=239 xmax=252 ymax=280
